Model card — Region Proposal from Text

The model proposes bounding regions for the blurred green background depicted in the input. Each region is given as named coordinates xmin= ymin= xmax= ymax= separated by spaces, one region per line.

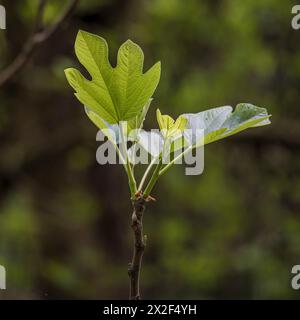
xmin=0 ymin=0 xmax=300 ymax=299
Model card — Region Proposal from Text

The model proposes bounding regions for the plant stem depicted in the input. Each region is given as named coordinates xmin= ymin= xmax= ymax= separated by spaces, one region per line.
xmin=126 ymin=160 xmax=137 ymax=197
xmin=119 ymin=122 xmax=137 ymax=197
xmin=138 ymin=156 xmax=159 ymax=191
xmin=128 ymin=198 xmax=146 ymax=300
xmin=159 ymin=145 xmax=193 ymax=176
xmin=143 ymin=160 xmax=163 ymax=197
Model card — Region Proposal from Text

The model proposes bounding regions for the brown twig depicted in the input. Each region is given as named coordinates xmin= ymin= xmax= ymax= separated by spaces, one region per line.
xmin=34 ymin=0 xmax=48 ymax=32
xmin=0 ymin=0 xmax=79 ymax=87
xmin=128 ymin=198 xmax=147 ymax=300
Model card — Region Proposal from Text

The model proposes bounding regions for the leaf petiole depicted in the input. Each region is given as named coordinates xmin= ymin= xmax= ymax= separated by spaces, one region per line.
xmin=138 ymin=156 xmax=159 ymax=192
xmin=120 ymin=122 xmax=137 ymax=197
xmin=159 ymin=145 xmax=193 ymax=177
xmin=143 ymin=159 xmax=163 ymax=198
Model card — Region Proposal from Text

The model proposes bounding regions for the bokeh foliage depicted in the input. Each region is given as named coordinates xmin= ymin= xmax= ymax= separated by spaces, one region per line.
xmin=0 ymin=0 xmax=299 ymax=299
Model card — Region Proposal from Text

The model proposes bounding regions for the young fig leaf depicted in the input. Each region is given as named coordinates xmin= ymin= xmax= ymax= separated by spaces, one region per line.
xmin=156 ymin=109 xmax=187 ymax=138
xmin=65 ymin=30 xmax=161 ymax=124
xmin=183 ymin=103 xmax=271 ymax=146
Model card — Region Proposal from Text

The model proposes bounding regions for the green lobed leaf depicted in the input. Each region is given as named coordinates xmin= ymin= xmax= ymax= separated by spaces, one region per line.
xmin=183 ymin=103 xmax=271 ymax=146
xmin=156 ymin=109 xmax=188 ymax=138
xmin=65 ymin=30 xmax=161 ymax=124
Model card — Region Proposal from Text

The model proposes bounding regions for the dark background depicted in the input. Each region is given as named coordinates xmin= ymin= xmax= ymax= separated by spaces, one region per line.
xmin=0 ymin=0 xmax=299 ymax=299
